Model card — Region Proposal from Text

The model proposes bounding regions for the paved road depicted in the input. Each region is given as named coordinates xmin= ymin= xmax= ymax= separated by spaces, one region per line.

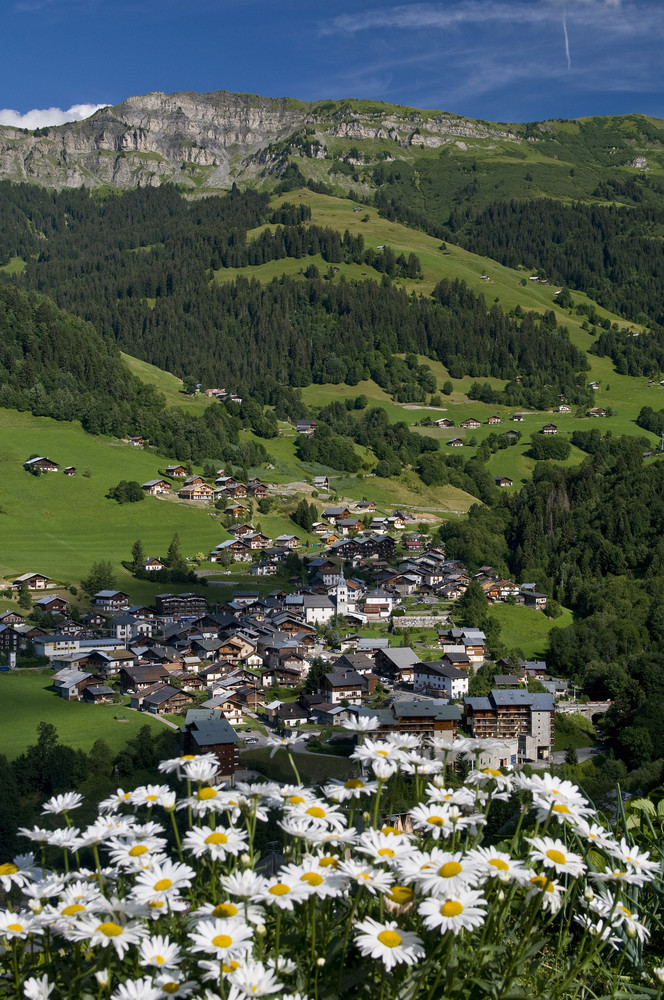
xmin=532 ymin=746 xmax=603 ymax=769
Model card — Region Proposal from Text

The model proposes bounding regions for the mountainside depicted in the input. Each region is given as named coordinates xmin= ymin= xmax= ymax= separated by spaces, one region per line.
xmin=2 ymin=89 xmax=664 ymax=194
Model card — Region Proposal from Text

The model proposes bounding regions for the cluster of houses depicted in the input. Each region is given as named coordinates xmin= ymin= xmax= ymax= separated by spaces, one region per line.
xmin=23 ymin=457 xmax=76 ymax=476
xmin=142 ymin=469 xmax=271 ymax=504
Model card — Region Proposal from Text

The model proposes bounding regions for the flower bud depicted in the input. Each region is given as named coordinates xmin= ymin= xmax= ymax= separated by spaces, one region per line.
xmin=240 ymin=853 xmax=251 ymax=866
xmin=362 ymin=811 xmax=371 ymax=823
xmin=625 ymin=922 xmax=637 ymax=939
xmin=432 ymin=775 xmax=447 ymax=788
xmin=653 ymin=968 xmax=664 ymax=986
xmin=497 ymin=890 xmax=505 ymax=902
xmin=583 ymin=887 xmax=594 ymax=902
xmin=256 ymin=923 xmax=267 ymax=937
xmin=317 ymin=957 xmax=326 ymax=967
xmin=28 ymin=900 xmax=43 ymax=914
xmin=95 ymin=970 xmax=110 ymax=986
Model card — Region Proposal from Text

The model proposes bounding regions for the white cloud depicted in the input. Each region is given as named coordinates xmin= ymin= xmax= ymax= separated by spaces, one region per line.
xmin=0 ymin=103 xmax=108 ymax=129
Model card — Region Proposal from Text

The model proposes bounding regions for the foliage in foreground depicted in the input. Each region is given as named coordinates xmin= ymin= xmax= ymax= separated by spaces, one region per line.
xmin=0 ymin=729 xmax=663 ymax=1000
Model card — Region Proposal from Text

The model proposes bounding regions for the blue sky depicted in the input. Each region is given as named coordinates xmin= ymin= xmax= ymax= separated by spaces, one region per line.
xmin=1 ymin=0 xmax=662 ymax=127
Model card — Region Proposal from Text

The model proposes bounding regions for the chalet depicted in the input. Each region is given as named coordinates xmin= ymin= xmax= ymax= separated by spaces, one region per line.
xmin=142 ymin=479 xmax=172 ymax=495
xmin=319 ymin=668 xmax=366 ymax=705
xmin=494 ymin=476 xmax=513 ymax=488
xmin=82 ymin=684 xmax=115 ymax=704
xmin=81 ymin=611 xmax=106 ymax=628
xmin=52 ymin=669 xmax=93 ymax=701
xmin=178 ymin=483 xmax=214 ymax=501
xmin=588 ymin=381 xmax=600 ymax=391
xmin=587 ymin=407 xmax=607 ymax=418
xmin=336 ymin=518 xmax=363 ymax=535
xmin=228 ymin=522 xmax=253 ymax=536
xmin=215 ymin=476 xmax=237 ymax=488
xmin=275 ymin=534 xmax=300 ymax=549
xmin=413 ymin=661 xmax=469 ymax=699
xmin=522 ymin=590 xmax=548 ymax=610
xmin=296 ymin=420 xmax=317 ymax=436
xmin=460 ymin=418 xmax=481 ymax=430
xmin=85 ymin=648 xmax=136 ymax=675
xmin=112 ymin=614 xmax=154 ymax=642
xmin=243 ymin=532 xmax=271 ymax=550
xmin=128 ymin=437 xmax=144 ymax=447
xmin=512 ymin=413 xmax=525 ymax=422
xmin=250 ymin=562 xmax=278 ymax=577
xmin=482 ymin=579 xmax=520 ymax=602
xmin=142 ymin=685 xmax=193 ymax=715
xmin=142 ymin=557 xmax=166 ymax=572
xmin=0 ymin=624 xmax=23 ymax=652
xmin=313 ymin=476 xmax=329 ymax=491
xmin=248 ymin=483 xmax=269 ymax=498
xmin=0 ymin=611 xmax=24 ymax=625
xmin=503 ymin=430 xmax=519 ymax=442
xmin=558 ymin=404 xmax=571 ymax=413
xmin=201 ymin=695 xmax=244 ymax=727
xmin=12 ymin=573 xmax=52 ymax=591
xmin=127 ymin=605 xmax=155 ymax=620
xmin=323 ymin=506 xmax=351 ymax=522
xmin=182 ymin=710 xmax=240 ymax=777
xmin=433 ymin=418 xmax=454 ymax=428
xmin=488 ymin=415 xmax=502 ymax=425
xmin=447 ymin=438 xmax=464 ymax=448
xmin=355 ymin=500 xmax=376 ymax=512
xmin=63 ymin=467 xmax=76 ymax=476
xmin=93 ymin=590 xmax=131 ymax=611
xmin=224 ymin=483 xmax=248 ymax=499
xmin=165 ymin=465 xmax=188 ymax=477
xmin=24 ymin=457 xmax=59 ymax=473
xmin=120 ymin=664 xmax=172 ymax=693
xmin=375 ymin=647 xmax=421 ymax=683
xmin=351 ymin=700 xmax=461 ymax=738
xmin=542 ymin=424 xmax=558 ymax=435
xmin=262 ymin=665 xmax=302 ymax=688
xmin=34 ymin=595 xmax=68 ymax=614
xmin=274 ymin=703 xmax=309 ymax=728
xmin=303 ymin=594 xmax=335 ymax=625
xmin=156 ymin=593 xmax=207 ymax=617
xmin=182 ymin=475 xmax=205 ymax=487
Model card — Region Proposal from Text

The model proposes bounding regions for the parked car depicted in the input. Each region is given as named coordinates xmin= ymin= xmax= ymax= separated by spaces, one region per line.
xmin=245 ymin=737 xmax=258 ymax=745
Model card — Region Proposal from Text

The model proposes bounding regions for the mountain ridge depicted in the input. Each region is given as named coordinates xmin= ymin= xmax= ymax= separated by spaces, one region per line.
xmin=1 ymin=88 xmax=663 ymax=191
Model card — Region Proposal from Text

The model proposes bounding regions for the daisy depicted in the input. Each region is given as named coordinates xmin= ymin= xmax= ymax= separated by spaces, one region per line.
xmin=286 ymin=799 xmax=347 ymax=831
xmin=0 ymin=909 xmax=39 ymax=940
xmin=98 ymin=788 xmax=135 ymax=813
xmin=129 ymin=785 xmax=174 ymax=808
xmin=220 ymin=870 xmax=266 ymax=899
xmin=337 ymin=859 xmax=394 ymax=895
xmin=46 ymin=828 xmax=81 ymax=851
xmin=42 ymin=792 xmax=83 ymax=816
xmin=351 ymin=738 xmax=397 ymax=766
xmin=384 ymin=733 xmax=422 ymax=752
xmin=158 ymin=754 xmax=202 ymax=774
xmin=573 ymin=914 xmax=621 ymax=950
xmin=466 ymin=768 xmax=514 ymax=793
xmin=180 ymin=757 xmax=220 ymax=784
xmin=573 ymin=819 xmax=618 ymax=852
xmin=526 ymin=875 xmax=565 ymax=914
xmin=130 ymin=861 xmax=195 ymax=907
xmin=23 ymin=975 xmax=54 ymax=1000
xmin=139 ymin=934 xmax=182 ymax=970
xmin=602 ymin=900 xmax=650 ymax=943
xmin=608 ymin=838 xmax=661 ymax=879
xmin=68 ymin=917 xmax=146 ymax=957
xmin=372 ymin=758 xmax=399 ymax=780
xmin=264 ymin=733 xmax=299 ymax=757
xmin=255 ymin=875 xmax=311 ymax=910
xmin=356 ymin=829 xmax=413 ymax=867
xmin=191 ymin=900 xmax=265 ymax=926
xmin=108 ymin=837 xmax=168 ymax=871
xmin=408 ymin=803 xmax=454 ymax=840
xmin=152 ymin=972 xmax=197 ymax=997
xmin=354 ymin=917 xmax=425 ymax=972
xmin=22 ymin=875 xmax=65 ymax=902
xmin=591 ymin=867 xmax=651 ymax=888
xmin=384 ymin=884 xmax=417 ymax=914
xmin=277 ymin=860 xmax=346 ymax=899
xmin=17 ymin=826 xmax=53 ymax=844
xmin=226 ymin=960 xmax=283 ymax=997
xmin=341 ymin=715 xmax=380 ymax=733
xmin=413 ymin=850 xmax=484 ymax=896
xmin=323 ymin=777 xmax=379 ymax=802
xmin=182 ymin=825 xmax=248 ymax=862
xmin=419 ymin=887 xmax=487 ymax=934
xmin=526 ymin=837 xmax=586 ymax=878
xmin=400 ymin=758 xmax=443 ymax=777
xmin=468 ymin=847 xmax=530 ymax=884
xmin=0 ymin=853 xmax=39 ymax=892
xmin=188 ymin=918 xmax=253 ymax=958
xmin=110 ymin=978 xmax=162 ymax=1000
xmin=533 ymin=798 xmax=592 ymax=825
xmin=75 ymin=816 xmax=136 ymax=848
xmin=425 ymin=783 xmax=475 ymax=807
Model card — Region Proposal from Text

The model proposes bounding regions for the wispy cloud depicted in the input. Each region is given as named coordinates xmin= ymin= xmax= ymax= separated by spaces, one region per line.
xmin=0 ymin=103 xmax=108 ymax=128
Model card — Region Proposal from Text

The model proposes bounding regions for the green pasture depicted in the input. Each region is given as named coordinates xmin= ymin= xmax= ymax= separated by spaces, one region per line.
xmin=488 ymin=603 xmax=574 ymax=660
xmin=0 ymin=670 xmax=174 ymax=761
xmin=120 ymin=354 xmax=212 ymax=414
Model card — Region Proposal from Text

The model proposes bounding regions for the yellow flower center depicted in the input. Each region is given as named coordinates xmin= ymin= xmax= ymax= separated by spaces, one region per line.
xmin=552 ymin=804 xmax=571 ymax=814
xmin=154 ymin=879 xmax=172 ymax=892
xmin=381 ymin=826 xmax=399 ymax=835
xmin=530 ymin=876 xmax=554 ymax=893
xmin=427 ymin=815 xmax=446 ymax=826
xmin=205 ymin=832 xmax=228 ymax=845
xmin=213 ymin=903 xmax=239 ymax=918
xmin=301 ymin=872 xmax=324 ymax=886
xmin=376 ymin=750 xmax=388 ymax=756
xmin=269 ymin=883 xmax=291 ymax=895
xmin=180 ymin=755 xmax=196 ymax=761
xmin=387 ymin=886 xmax=414 ymax=905
xmin=212 ymin=934 xmax=233 ymax=949
xmin=378 ymin=848 xmax=395 ymax=857
xmin=358 ymin=873 xmax=371 ymax=881
xmin=319 ymin=856 xmax=338 ymax=868
xmin=198 ymin=787 xmax=217 ymax=800
xmin=149 ymin=901 xmax=165 ymax=909
xmin=440 ymin=900 xmax=464 ymax=917
xmin=61 ymin=903 xmax=86 ymax=916
xmin=620 ymin=905 xmax=632 ymax=917
xmin=145 ymin=795 xmax=158 ymax=802
xmin=222 ymin=961 xmax=240 ymax=974
xmin=97 ymin=921 xmax=123 ymax=937
xmin=129 ymin=845 xmax=149 ymax=857
xmin=483 ymin=768 xmax=502 ymax=777
xmin=288 ymin=795 xmax=305 ymax=804
xmin=154 ymin=956 xmax=165 ymax=965
xmin=439 ymin=862 xmax=462 ymax=878
xmin=488 ymin=858 xmax=509 ymax=871
xmin=377 ymin=929 xmax=402 ymax=948
xmin=7 ymin=923 xmax=23 ymax=932
xmin=306 ymin=807 xmax=326 ymax=819
xmin=546 ymin=849 xmax=567 ymax=866
xmin=0 ymin=864 xmax=18 ymax=876
xmin=345 ymin=779 xmax=364 ymax=789
xmin=162 ymin=983 xmax=179 ymax=994
xmin=122 ymin=793 xmax=131 ymax=800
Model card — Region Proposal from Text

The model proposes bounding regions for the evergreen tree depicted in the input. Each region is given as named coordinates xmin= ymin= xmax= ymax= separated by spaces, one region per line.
xmin=81 ymin=561 xmax=116 ymax=595
xmin=131 ymin=539 xmax=145 ymax=572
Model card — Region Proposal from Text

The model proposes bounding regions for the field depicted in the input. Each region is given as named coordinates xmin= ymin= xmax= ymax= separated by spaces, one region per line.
xmin=488 ymin=603 xmax=574 ymax=660
xmin=0 ymin=408 xmax=224 ymax=591
xmin=0 ymin=670 xmax=175 ymax=760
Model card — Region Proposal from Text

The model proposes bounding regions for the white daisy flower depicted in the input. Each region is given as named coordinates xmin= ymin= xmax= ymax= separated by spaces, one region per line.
xmin=220 ymin=870 xmax=266 ymax=899
xmin=129 ymin=785 xmax=174 ymax=808
xmin=17 ymin=826 xmax=53 ymax=844
xmin=419 ymin=887 xmax=487 ymax=934
xmin=110 ymin=977 xmax=162 ymax=1000
xmin=337 ymin=859 xmax=394 ymax=895
xmin=0 ymin=854 xmax=39 ymax=891
xmin=191 ymin=900 xmax=265 ymax=926
xmin=466 ymin=768 xmax=514 ymax=793
xmin=46 ymin=828 xmax=81 ymax=851
xmin=139 ymin=934 xmax=183 ymax=970
xmin=408 ymin=803 xmax=455 ymax=840
xmin=353 ymin=917 xmax=425 ymax=972
xmin=130 ymin=860 xmax=195 ymax=907
xmin=468 ymin=847 xmax=530 ymax=884
xmin=573 ymin=819 xmax=618 ymax=852
xmin=66 ymin=917 xmax=146 ymax=957
xmin=108 ymin=835 xmax=168 ymax=870
xmin=158 ymin=754 xmax=202 ymax=774
xmin=188 ymin=917 xmax=253 ymax=958
xmin=265 ymin=733 xmax=300 ymax=758
xmin=573 ymin=914 xmax=621 ymax=950
xmin=98 ymin=788 xmax=136 ymax=812
xmin=0 ymin=909 xmax=39 ymax=939
xmin=526 ymin=875 xmax=565 ymax=913
xmin=23 ymin=975 xmax=54 ymax=1000
xmin=286 ymin=799 xmax=347 ymax=831
xmin=152 ymin=972 xmax=197 ymax=997
xmin=384 ymin=733 xmax=422 ymax=751
xmin=590 ymin=867 xmax=651 ymax=888
xmin=182 ymin=825 xmax=248 ymax=862
xmin=356 ymin=829 xmax=413 ymax=867
xmin=526 ymin=837 xmax=586 ymax=878
xmin=341 ymin=715 xmax=380 ymax=733
xmin=277 ymin=860 xmax=346 ymax=899
xmin=400 ymin=758 xmax=443 ymax=777
xmin=75 ymin=816 xmax=137 ymax=849
xmin=608 ymin=838 xmax=660 ymax=879
xmin=533 ymin=797 xmax=592 ymax=825
xmin=372 ymin=757 xmax=399 ymax=780
xmin=22 ymin=875 xmax=65 ymax=902
xmin=351 ymin=738 xmax=396 ymax=766
xmin=255 ymin=875 xmax=311 ymax=910
xmin=600 ymin=899 xmax=650 ymax=943
xmin=42 ymin=792 xmax=83 ymax=816
xmin=413 ymin=850 xmax=484 ymax=896
xmin=226 ymin=959 xmax=283 ymax=997
xmin=323 ymin=777 xmax=379 ymax=802
xmin=180 ymin=757 xmax=220 ymax=784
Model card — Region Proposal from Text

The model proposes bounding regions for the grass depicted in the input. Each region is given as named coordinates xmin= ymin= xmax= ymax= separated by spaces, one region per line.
xmin=553 ymin=713 xmax=598 ymax=753
xmin=0 ymin=408 xmax=223 ymax=592
xmin=120 ymin=354 xmax=212 ymax=414
xmin=0 ymin=670 xmax=175 ymax=760
xmin=0 ymin=256 xmax=26 ymax=275
xmin=239 ymin=746 xmax=354 ymax=784
xmin=487 ymin=603 xmax=574 ymax=659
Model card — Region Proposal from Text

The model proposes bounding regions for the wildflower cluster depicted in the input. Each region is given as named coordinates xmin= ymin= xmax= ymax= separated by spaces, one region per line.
xmin=0 ymin=736 xmax=662 ymax=1000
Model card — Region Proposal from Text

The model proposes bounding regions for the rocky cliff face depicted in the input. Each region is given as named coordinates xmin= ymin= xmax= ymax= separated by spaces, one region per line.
xmin=0 ymin=89 xmax=526 ymax=191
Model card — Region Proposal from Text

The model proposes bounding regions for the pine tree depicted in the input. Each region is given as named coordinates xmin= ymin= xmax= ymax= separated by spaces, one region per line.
xmin=131 ymin=539 xmax=145 ymax=572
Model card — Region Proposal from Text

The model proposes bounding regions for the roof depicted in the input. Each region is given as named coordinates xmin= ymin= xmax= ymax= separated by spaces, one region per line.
xmin=143 ymin=684 xmax=187 ymax=706
xmin=379 ymin=647 xmax=422 ymax=669
xmin=393 ymin=700 xmax=461 ymax=720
